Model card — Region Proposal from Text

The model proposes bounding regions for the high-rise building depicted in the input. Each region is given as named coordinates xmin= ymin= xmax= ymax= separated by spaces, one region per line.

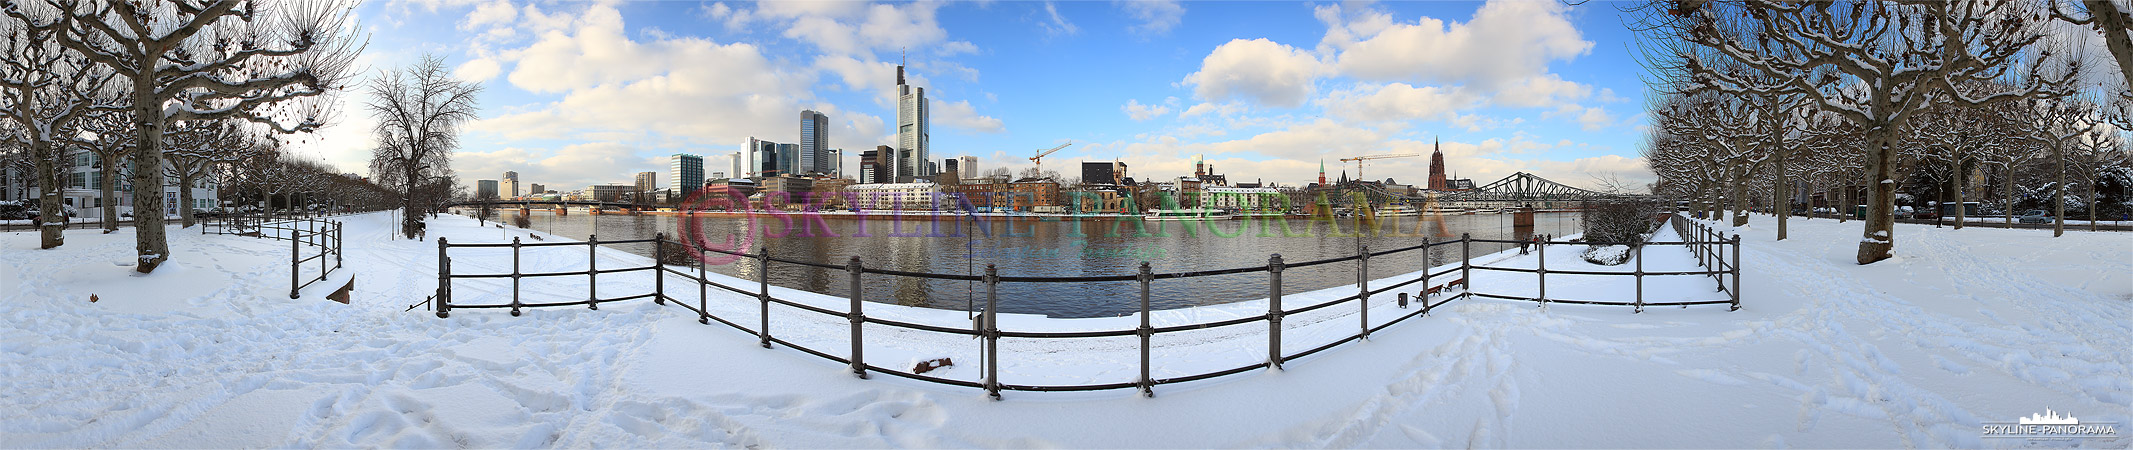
xmin=634 ymin=171 xmax=658 ymax=193
xmin=776 ymin=143 xmax=800 ymax=178
xmin=748 ymin=138 xmax=781 ymax=177
xmin=501 ymin=171 xmax=519 ymax=198
xmin=895 ymin=64 xmax=929 ymax=181
xmin=942 ymin=158 xmax=959 ymax=179
xmin=959 ymin=156 xmax=976 ymax=178
xmin=858 ymin=148 xmax=883 ymax=184
xmin=528 ymin=183 xmax=545 ymax=195
xmin=476 ymin=179 xmax=498 ymax=199
xmin=670 ymin=153 xmax=704 ymax=196
xmin=729 ymin=152 xmax=743 ymax=180
xmin=800 ymin=110 xmax=830 ymax=176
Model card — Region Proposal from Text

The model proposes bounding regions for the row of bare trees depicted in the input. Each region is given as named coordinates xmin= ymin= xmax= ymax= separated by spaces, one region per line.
xmin=1631 ymin=0 xmax=2133 ymax=264
xmin=0 ymin=0 xmax=363 ymax=273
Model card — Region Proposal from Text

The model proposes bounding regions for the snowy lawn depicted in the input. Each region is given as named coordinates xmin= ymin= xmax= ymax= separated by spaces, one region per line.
xmin=1 ymin=211 xmax=2126 ymax=447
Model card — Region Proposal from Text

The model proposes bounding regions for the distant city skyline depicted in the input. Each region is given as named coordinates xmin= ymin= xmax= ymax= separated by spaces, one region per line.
xmin=286 ymin=1 xmax=1654 ymax=194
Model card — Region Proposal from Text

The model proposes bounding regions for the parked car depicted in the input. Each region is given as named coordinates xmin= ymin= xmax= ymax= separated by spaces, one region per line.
xmin=1912 ymin=208 xmax=1938 ymax=220
xmin=1894 ymin=206 xmax=1914 ymax=219
xmin=2018 ymin=210 xmax=2052 ymax=224
xmin=27 ymin=205 xmax=78 ymax=223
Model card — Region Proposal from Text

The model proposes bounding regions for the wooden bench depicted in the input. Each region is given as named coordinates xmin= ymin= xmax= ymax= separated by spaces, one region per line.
xmin=1422 ymin=278 xmax=1466 ymax=297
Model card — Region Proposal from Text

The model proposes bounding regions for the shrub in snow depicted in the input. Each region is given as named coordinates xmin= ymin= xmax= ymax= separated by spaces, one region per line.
xmin=1582 ymin=244 xmax=1631 ymax=266
xmin=512 ymin=213 xmax=532 ymax=229
xmin=1581 ymin=198 xmax=1661 ymax=244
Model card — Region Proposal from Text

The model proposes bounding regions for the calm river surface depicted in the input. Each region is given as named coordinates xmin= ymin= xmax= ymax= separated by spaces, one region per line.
xmin=469 ymin=209 xmax=1581 ymax=318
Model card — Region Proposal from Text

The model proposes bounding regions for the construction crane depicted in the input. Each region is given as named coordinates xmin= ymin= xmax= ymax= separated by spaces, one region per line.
xmin=1339 ymin=153 xmax=1422 ymax=181
xmin=1028 ymin=141 xmax=1072 ymax=179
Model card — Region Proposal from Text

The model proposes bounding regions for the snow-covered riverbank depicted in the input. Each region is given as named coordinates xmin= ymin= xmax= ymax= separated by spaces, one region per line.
xmin=2 ymin=211 xmax=2125 ymax=447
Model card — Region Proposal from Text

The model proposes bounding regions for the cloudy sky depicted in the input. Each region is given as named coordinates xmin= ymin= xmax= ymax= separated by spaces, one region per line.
xmin=291 ymin=0 xmax=1657 ymax=193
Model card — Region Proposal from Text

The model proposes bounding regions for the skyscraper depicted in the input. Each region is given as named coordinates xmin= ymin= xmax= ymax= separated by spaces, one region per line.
xmin=895 ymin=64 xmax=929 ymax=181
xmin=800 ymin=110 xmax=830 ymax=176
xmin=959 ymin=156 xmax=976 ymax=178
xmin=501 ymin=171 xmax=519 ymax=198
xmin=476 ymin=179 xmax=498 ymax=199
xmin=942 ymin=158 xmax=958 ymax=178
xmin=748 ymin=138 xmax=781 ymax=177
xmin=776 ymin=143 xmax=800 ymax=177
xmin=670 ymin=153 xmax=704 ymax=196
xmin=858 ymin=148 xmax=882 ymax=184
xmin=729 ymin=152 xmax=742 ymax=180
xmin=529 ymin=183 xmax=545 ymax=195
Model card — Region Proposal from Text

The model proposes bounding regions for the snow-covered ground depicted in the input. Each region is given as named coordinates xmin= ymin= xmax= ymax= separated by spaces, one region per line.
xmin=2 ymin=211 xmax=2126 ymax=447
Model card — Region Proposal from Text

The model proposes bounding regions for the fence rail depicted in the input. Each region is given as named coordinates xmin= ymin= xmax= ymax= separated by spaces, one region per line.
xmin=433 ymin=213 xmax=1737 ymax=399
xmin=206 ymin=213 xmax=344 ymax=298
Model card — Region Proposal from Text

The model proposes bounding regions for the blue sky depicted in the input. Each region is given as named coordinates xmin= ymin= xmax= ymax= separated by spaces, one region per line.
xmin=294 ymin=0 xmax=1658 ymax=192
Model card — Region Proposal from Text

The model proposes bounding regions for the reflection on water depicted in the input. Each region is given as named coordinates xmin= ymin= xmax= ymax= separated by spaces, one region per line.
xmin=469 ymin=209 xmax=1580 ymax=318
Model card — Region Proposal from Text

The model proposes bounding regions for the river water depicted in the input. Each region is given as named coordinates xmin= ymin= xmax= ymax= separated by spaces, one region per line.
xmin=469 ymin=209 xmax=1581 ymax=318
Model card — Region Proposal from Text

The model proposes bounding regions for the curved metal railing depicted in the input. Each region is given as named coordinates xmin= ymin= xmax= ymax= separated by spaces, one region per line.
xmin=431 ymin=213 xmax=1737 ymax=399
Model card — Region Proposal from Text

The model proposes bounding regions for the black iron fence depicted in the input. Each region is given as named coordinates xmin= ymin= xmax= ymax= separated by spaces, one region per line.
xmin=206 ymin=214 xmax=344 ymax=299
xmin=431 ymin=213 xmax=1739 ymax=399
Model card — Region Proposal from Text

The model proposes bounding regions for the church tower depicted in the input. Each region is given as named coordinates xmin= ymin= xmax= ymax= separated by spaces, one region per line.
xmin=1318 ymin=159 xmax=1327 ymax=186
xmin=1428 ymin=137 xmax=1449 ymax=191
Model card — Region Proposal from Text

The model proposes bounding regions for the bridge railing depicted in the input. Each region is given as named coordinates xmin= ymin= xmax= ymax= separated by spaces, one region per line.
xmin=432 ymin=228 xmax=1738 ymax=399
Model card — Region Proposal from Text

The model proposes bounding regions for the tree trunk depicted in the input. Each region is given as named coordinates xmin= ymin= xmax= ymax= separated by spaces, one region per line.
xmin=1857 ymin=139 xmax=1897 ymax=264
xmin=2087 ymin=180 xmax=2098 ymax=232
xmin=1731 ymin=173 xmax=1748 ymax=226
xmin=33 ymin=140 xmax=63 ymax=249
xmin=1951 ymin=162 xmax=1965 ymax=230
xmin=2004 ymin=162 xmax=2016 ymax=228
xmin=100 ymin=160 xmax=119 ymax=233
xmin=177 ymin=170 xmax=196 ymax=228
xmin=2053 ymin=146 xmax=2066 ymax=238
xmin=1774 ymin=147 xmax=1789 ymax=239
xmin=131 ymin=95 xmax=170 ymax=273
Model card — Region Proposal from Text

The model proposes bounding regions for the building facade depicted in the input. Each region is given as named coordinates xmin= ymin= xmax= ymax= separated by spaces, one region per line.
xmin=528 ymin=183 xmax=546 ymax=195
xmin=670 ymin=153 xmax=704 ymax=196
xmin=476 ymin=179 xmax=498 ymax=199
xmin=846 ymin=182 xmax=943 ymax=211
xmin=634 ymin=171 xmax=658 ymax=193
xmin=501 ymin=171 xmax=519 ymax=198
xmin=800 ymin=110 xmax=830 ymax=176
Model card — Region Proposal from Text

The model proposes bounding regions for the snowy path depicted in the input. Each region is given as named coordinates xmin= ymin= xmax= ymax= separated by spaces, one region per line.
xmin=2 ymin=211 xmax=2126 ymax=447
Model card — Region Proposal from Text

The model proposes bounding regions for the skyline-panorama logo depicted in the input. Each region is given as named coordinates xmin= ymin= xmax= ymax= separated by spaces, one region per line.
xmin=1983 ymin=408 xmax=2119 ymax=442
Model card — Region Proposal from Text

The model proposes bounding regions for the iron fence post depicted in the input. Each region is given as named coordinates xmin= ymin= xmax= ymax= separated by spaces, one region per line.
xmin=1730 ymin=235 xmax=1742 ymax=311
xmin=984 ymin=264 xmax=1001 ymax=401
xmin=436 ymin=237 xmax=451 ymax=318
xmin=1536 ymin=235 xmax=1547 ymax=307
xmin=758 ymin=247 xmax=772 ymax=349
xmin=588 ymin=235 xmax=600 ymax=310
xmin=1358 ymin=245 xmax=1370 ymax=339
xmin=1267 ymin=254 xmax=1284 ymax=371
xmin=653 ymin=233 xmax=666 ymax=305
xmin=848 ymin=256 xmax=867 ymax=379
xmin=511 ymin=237 xmax=523 ymax=316
xmin=1461 ymin=233 xmax=1471 ymax=299
xmin=289 ymin=228 xmax=300 ymax=299
xmin=698 ymin=241 xmax=709 ymax=325
xmin=334 ymin=222 xmax=342 ymax=269
xmin=1634 ymin=242 xmax=1645 ymax=314
xmin=1418 ymin=237 xmax=1430 ymax=309
xmin=1137 ymin=262 xmax=1154 ymax=397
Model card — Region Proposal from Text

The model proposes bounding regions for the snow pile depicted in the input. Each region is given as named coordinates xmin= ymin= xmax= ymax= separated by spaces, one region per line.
xmin=1580 ymin=244 xmax=1631 ymax=265
xmin=2 ymin=211 xmax=2128 ymax=447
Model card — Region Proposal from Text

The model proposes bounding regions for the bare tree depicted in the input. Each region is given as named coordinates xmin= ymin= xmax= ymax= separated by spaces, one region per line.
xmin=2048 ymin=1 xmax=2133 ymax=93
xmin=0 ymin=9 xmax=114 ymax=248
xmin=2021 ymin=96 xmax=2107 ymax=236
xmin=70 ymin=106 xmax=132 ymax=233
xmin=368 ymin=55 xmax=480 ymax=239
xmin=17 ymin=0 xmax=362 ymax=272
xmin=164 ymin=120 xmax=246 ymax=227
xmin=1635 ymin=0 xmax=2075 ymax=264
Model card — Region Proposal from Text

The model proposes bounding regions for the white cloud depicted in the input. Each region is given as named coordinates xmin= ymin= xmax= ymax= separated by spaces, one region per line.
xmin=1316 ymin=0 xmax=1591 ymax=89
xmin=1041 ymin=2 xmax=1078 ymax=36
xmin=1121 ymin=99 xmax=1171 ymax=121
xmin=1317 ymin=83 xmax=1484 ymax=123
xmin=1179 ymin=101 xmax=1248 ymax=118
xmin=1576 ymin=107 xmax=1614 ymax=131
xmin=1491 ymin=74 xmax=1592 ymax=108
xmin=453 ymin=58 xmax=501 ymax=82
xmin=1118 ymin=0 xmax=1184 ymax=35
xmin=459 ymin=0 xmax=516 ymax=30
xmin=932 ymin=99 xmax=1005 ymax=133
xmin=1181 ymin=38 xmax=1323 ymax=108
